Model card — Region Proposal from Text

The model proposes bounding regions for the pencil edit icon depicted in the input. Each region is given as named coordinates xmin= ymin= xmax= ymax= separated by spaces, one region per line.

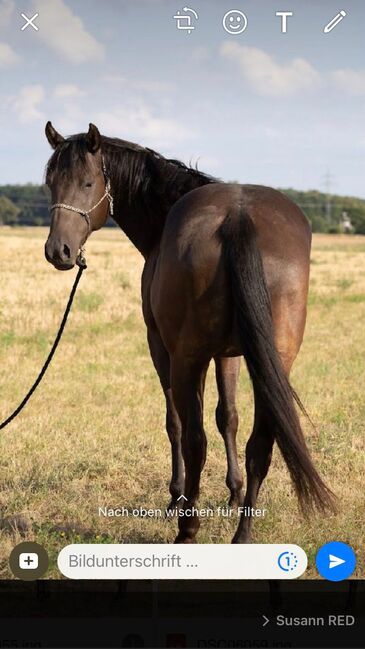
xmin=324 ymin=10 xmax=347 ymax=34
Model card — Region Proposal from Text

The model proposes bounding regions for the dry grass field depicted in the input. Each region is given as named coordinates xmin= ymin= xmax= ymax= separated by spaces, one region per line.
xmin=0 ymin=227 xmax=364 ymax=579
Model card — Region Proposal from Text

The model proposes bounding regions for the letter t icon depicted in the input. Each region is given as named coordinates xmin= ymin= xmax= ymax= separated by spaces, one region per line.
xmin=276 ymin=11 xmax=293 ymax=33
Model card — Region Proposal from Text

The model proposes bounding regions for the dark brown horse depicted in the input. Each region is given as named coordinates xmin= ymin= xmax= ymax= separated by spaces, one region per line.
xmin=44 ymin=122 xmax=334 ymax=543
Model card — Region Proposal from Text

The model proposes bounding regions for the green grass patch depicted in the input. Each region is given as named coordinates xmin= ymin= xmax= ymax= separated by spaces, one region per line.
xmin=0 ymin=331 xmax=16 ymax=347
xmin=308 ymin=293 xmax=338 ymax=308
xmin=20 ymin=330 xmax=49 ymax=352
xmin=308 ymin=292 xmax=365 ymax=307
xmin=337 ymin=279 xmax=353 ymax=290
xmin=343 ymin=294 xmax=365 ymax=303
xmin=76 ymin=291 xmax=104 ymax=313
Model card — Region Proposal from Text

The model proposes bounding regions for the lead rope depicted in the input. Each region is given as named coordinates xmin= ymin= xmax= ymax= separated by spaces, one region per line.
xmin=0 ymin=156 xmax=113 ymax=431
xmin=0 ymin=257 xmax=86 ymax=431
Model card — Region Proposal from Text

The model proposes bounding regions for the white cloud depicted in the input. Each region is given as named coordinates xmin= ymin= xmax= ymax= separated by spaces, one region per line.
xmin=53 ymin=84 xmax=85 ymax=98
xmin=13 ymin=84 xmax=45 ymax=123
xmin=52 ymin=103 xmax=85 ymax=134
xmin=220 ymin=44 xmax=320 ymax=97
xmin=32 ymin=0 xmax=104 ymax=64
xmin=104 ymin=75 xmax=173 ymax=93
xmin=43 ymin=103 xmax=191 ymax=148
xmin=0 ymin=42 xmax=19 ymax=67
xmin=93 ymin=103 xmax=193 ymax=147
xmin=332 ymin=69 xmax=365 ymax=96
xmin=51 ymin=85 xmax=86 ymax=134
xmin=0 ymin=0 xmax=14 ymax=27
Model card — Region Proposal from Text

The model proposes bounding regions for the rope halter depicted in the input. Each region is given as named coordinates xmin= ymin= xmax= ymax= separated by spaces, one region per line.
xmin=50 ymin=156 xmax=114 ymax=266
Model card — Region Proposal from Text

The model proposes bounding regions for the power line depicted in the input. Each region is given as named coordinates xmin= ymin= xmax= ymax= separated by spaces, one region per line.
xmin=322 ymin=169 xmax=335 ymax=222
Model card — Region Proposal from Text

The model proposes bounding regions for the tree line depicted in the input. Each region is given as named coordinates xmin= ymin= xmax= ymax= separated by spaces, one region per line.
xmin=1 ymin=183 xmax=365 ymax=234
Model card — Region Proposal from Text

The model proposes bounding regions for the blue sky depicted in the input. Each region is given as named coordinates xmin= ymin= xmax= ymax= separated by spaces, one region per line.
xmin=1 ymin=0 xmax=365 ymax=196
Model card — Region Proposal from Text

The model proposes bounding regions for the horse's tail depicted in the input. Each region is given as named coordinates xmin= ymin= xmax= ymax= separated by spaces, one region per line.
xmin=219 ymin=206 xmax=335 ymax=513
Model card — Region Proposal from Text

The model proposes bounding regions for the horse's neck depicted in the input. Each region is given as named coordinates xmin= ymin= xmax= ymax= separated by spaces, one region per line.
xmin=111 ymin=175 xmax=207 ymax=258
xmin=113 ymin=202 xmax=166 ymax=258
xmin=105 ymin=141 xmax=215 ymax=256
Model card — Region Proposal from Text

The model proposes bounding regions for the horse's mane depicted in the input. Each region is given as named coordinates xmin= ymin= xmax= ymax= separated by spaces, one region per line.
xmin=45 ymin=133 xmax=217 ymax=212
xmin=45 ymin=135 xmax=89 ymax=181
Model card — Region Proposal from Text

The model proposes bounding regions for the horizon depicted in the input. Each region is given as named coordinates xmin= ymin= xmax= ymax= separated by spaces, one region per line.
xmin=1 ymin=177 xmax=364 ymax=203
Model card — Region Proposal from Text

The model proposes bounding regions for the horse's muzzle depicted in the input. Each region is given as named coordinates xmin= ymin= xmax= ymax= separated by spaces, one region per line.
xmin=45 ymin=241 xmax=76 ymax=271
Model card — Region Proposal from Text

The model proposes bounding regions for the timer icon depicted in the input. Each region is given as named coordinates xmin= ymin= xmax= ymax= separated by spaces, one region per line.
xmin=278 ymin=551 xmax=299 ymax=572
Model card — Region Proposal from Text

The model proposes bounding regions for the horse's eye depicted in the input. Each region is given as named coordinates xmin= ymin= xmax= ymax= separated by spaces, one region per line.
xmin=85 ymin=182 xmax=92 ymax=188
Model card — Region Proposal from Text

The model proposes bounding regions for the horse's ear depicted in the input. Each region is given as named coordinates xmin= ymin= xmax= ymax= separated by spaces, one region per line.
xmin=86 ymin=123 xmax=101 ymax=153
xmin=45 ymin=121 xmax=64 ymax=149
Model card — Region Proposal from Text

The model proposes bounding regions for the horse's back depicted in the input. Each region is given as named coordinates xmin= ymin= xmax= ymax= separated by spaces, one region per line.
xmin=162 ymin=181 xmax=310 ymax=254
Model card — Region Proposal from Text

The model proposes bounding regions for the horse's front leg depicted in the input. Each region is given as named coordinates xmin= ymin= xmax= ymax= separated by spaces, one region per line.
xmin=171 ymin=354 xmax=209 ymax=543
xmin=165 ymin=386 xmax=185 ymax=511
xmin=147 ymin=328 xmax=184 ymax=511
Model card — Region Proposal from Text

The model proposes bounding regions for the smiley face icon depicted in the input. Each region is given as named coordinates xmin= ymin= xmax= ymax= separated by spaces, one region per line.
xmin=222 ymin=10 xmax=248 ymax=35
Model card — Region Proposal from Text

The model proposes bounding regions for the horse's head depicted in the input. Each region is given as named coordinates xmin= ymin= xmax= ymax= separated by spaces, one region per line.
xmin=44 ymin=122 xmax=111 ymax=270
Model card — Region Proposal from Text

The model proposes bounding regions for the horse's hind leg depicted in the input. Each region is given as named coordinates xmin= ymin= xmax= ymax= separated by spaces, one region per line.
xmin=232 ymin=400 xmax=275 ymax=543
xmin=232 ymin=295 xmax=306 ymax=544
xmin=215 ymin=356 xmax=243 ymax=507
xmin=171 ymin=354 xmax=209 ymax=543
xmin=147 ymin=328 xmax=184 ymax=511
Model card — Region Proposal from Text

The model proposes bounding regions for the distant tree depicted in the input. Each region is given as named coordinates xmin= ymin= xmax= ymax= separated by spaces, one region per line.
xmin=1 ymin=183 xmax=365 ymax=233
xmin=348 ymin=208 xmax=365 ymax=235
xmin=0 ymin=184 xmax=50 ymax=225
xmin=0 ymin=195 xmax=20 ymax=225
xmin=280 ymin=188 xmax=365 ymax=235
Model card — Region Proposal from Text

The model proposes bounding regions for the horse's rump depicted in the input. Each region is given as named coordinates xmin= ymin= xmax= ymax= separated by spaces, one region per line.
xmin=150 ymin=183 xmax=311 ymax=358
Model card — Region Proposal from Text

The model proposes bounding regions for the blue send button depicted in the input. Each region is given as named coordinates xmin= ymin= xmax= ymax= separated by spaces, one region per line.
xmin=316 ymin=542 xmax=356 ymax=581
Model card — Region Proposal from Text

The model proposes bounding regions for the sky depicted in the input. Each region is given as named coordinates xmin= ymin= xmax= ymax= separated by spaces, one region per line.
xmin=0 ymin=0 xmax=365 ymax=196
